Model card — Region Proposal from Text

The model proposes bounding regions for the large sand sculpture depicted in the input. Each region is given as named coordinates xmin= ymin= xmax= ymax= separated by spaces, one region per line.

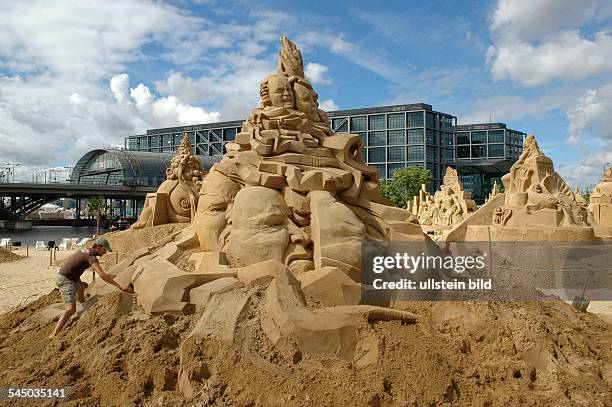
xmin=444 ymin=134 xmax=595 ymax=241
xmin=412 ymin=166 xmax=476 ymax=232
xmin=83 ymin=36 xmax=431 ymax=397
xmin=132 ymin=135 xmax=205 ymax=229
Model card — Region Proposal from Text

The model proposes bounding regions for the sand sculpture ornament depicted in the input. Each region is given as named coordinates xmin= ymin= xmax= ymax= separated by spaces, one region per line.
xmin=589 ymin=167 xmax=612 ymax=229
xmin=411 ymin=167 xmax=476 ymax=231
xmin=132 ymin=135 xmax=204 ymax=229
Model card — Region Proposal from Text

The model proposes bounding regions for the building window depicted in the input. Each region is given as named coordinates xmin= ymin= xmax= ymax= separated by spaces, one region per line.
xmin=407 ymin=128 xmax=424 ymax=144
xmin=457 ymin=146 xmax=470 ymax=158
xmin=387 ymin=129 xmax=404 ymax=145
xmin=409 ymin=162 xmax=425 ymax=168
xmin=426 ymin=162 xmax=436 ymax=178
xmin=356 ymin=132 xmax=367 ymax=147
xmin=488 ymin=144 xmax=504 ymax=157
xmin=407 ymin=111 xmax=424 ymax=127
xmin=368 ymin=131 xmax=386 ymax=147
xmin=350 ymin=116 xmax=366 ymax=132
xmin=150 ymin=136 xmax=160 ymax=148
xmin=426 ymin=129 xmax=436 ymax=145
xmin=368 ymin=114 xmax=385 ymax=130
xmin=387 ymin=113 xmax=405 ymax=129
xmin=138 ymin=137 xmax=148 ymax=149
xmin=426 ymin=146 xmax=436 ymax=161
xmin=332 ymin=117 xmax=348 ymax=132
xmin=471 ymin=145 xmax=486 ymax=158
xmin=471 ymin=131 xmax=486 ymax=144
xmin=196 ymin=131 xmax=207 ymax=144
xmin=388 ymin=163 xmax=405 ymax=178
xmin=441 ymin=132 xmax=454 ymax=147
xmin=457 ymin=132 xmax=470 ymax=144
xmin=442 ymin=148 xmax=454 ymax=162
xmin=163 ymin=134 xmax=173 ymax=146
xmin=388 ymin=146 xmax=405 ymax=162
xmin=426 ymin=112 xmax=435 ymax=129
xmin=488 ymin=130 xmax=504 ymax=143
xmin=407 ymin=145 xmax=424 ymax=161
xmin=224 ymin=128 xmax=236 ymax=141
xmin=368 ymin=147 xmax=385 ymax=162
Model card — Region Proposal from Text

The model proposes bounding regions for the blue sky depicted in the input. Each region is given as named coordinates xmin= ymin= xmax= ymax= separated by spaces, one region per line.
xmin=1 ymin=0 xmax=611 ymax=188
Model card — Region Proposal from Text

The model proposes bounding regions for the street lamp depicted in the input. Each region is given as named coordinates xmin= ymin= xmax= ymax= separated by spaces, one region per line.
xmin=5 ymin=163 xmax=20 ymax=182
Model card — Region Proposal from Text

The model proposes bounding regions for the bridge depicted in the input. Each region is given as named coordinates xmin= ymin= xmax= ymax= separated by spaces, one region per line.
xmin=0 ymin=182 xmax=156 ymax=220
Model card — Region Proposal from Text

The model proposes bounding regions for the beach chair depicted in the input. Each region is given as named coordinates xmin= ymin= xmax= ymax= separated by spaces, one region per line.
xmin=58 ymin=238 xmax=72 ymax=251
xmin=74 ymin=238 xmax=91 ymax=247
xmin=35 ymin=241 xmax=46 ymax=251
xmin=0 ymin=238 xmax=10 ymax=249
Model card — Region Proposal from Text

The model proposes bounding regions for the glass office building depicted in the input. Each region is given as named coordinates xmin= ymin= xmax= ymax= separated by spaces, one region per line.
xmin=454 ymin=123 xmax=525 ymax=202
xmin=126 ymin=104 xmax=457 ymax=192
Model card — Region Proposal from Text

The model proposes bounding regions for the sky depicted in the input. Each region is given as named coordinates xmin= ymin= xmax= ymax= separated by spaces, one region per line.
xmin=0 ymin=0 xmax=611 ymax=188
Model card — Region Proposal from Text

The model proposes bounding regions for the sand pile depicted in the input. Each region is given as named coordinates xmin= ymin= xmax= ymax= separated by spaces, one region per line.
xmin=0 ymin=280 xmax=610 ymax=406
xmin=0 ymin=247 xmax=23 ymax=263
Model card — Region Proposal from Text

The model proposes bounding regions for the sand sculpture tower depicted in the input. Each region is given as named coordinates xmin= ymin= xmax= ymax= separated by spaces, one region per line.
xmin=589 ymin=168 xmax=612 ymax=236
xmin=416 ymin=167 xmax=476 ymax=231
xmin=193 ymin=36 xmax=425 ymax=281
xmin=132 ymin=135 xmax=205 ymax=229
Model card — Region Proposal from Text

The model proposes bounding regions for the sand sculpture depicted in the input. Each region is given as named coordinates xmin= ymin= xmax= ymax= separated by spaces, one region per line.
xmin=86 ymin=36 xmax=427 ymax=389
xmin=487 ymin=181 xmax=500 ymax=202
xmin=410 ymin=167 xmax=476 ymax=232
xmin=132 ymin=135 xmax=204 ymax=229
xmin=589 ymin=168 xmax=612 ymax=238
xmin=444 ymin=134 xmax=595 ymax=241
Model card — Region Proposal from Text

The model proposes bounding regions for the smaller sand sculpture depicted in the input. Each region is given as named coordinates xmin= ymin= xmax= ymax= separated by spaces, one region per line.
xmin=444 ymin=134 xmax=595 ymax=241
xmin=415 ymin=167 xmax=476 ymax=230
xmin=589 ymin=168 xmax=612 ymax=230
xmin=486 ymin=181 xmax=500 ymax=202
xmin=132 ymin=135 xmax=205 ymax=229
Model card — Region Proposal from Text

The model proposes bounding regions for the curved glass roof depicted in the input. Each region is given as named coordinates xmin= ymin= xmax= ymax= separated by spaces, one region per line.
xmin=71 ymin=149 xmax=220 ymax=187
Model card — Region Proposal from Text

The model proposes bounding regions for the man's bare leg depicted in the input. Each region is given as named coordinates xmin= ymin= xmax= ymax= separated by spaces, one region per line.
xmin=49 ymin=303 xmax=76 ymax=339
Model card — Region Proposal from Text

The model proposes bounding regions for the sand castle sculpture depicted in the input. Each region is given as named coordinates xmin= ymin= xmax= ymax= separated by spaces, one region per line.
xmin=486 ymin=181 xmax=500 ymax=202
xmin=87 ymin=37 xmax=425 ymax=394
xmin=589 ymin=168 xmax=612 ymax=237
xmin=409 ymin=167 xmax=476 ymax=231
xmin=131 ymin=135 xmax=205 ymax=229
xmin=444 ymin=134 xmax=595 ymax=241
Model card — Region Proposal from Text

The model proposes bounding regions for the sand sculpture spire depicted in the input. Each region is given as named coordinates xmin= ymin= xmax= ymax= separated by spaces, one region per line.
xmin=589 ymin=167 xmax=612 ymax=232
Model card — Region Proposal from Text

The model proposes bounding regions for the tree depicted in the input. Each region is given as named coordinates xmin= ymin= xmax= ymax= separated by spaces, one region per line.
xmin=86 ymin=196 xmax=106 ymax=236
xmin=379 ymin=166 xmax=433 ymax=208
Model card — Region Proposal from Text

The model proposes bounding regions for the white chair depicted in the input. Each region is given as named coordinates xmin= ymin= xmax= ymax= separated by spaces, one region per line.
xmin=35 ymin=240 xmax=46 ymax=251
xmin=74 ymin=238 xmax=91 ymax=247
xmin=58 ymin=238 xmax=72 ymax=251
xmin=0 ymin=238 xmax=10 ymax=249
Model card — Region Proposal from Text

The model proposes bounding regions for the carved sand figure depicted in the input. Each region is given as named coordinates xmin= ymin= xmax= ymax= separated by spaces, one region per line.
xmin=132 ymin=135 xmax=205 ymax=229
xmin=416 ymin=167 xmax=476 ymax=231
xmin=444 ymin=134 xmax=596 ymax=241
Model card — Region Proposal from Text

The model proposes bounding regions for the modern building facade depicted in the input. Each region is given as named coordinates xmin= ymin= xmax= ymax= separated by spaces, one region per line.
xmin=125 ymin=103 xmax=457 ymax=191
xmin=454 ymin=123 xmax=525 ymax=202
xmin=123 ymin=105 xmax=524 ymax=202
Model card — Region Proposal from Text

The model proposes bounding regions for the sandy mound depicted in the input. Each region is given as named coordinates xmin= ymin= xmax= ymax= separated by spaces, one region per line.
xmin=0 ymin=288 xmax=610 ymax=406
xmin=0 ymin=247 xmax=23 ymax=263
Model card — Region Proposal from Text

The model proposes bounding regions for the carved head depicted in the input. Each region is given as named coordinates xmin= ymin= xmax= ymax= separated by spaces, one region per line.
xmin=291 ymin=77 xmax=319 ymax=121
xmin=225 ymin=186 xmax=311 ymax=269
xmin=260 ymin=74 xmax=294 ymax=109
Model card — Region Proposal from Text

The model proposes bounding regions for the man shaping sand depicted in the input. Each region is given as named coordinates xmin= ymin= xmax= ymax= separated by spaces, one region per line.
xmin=49 ymin=238 xmax=128 ymax=338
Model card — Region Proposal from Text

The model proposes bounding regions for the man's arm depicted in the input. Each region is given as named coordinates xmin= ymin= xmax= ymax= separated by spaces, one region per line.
xmin=91 ymin=263 xmax=126 ymax=291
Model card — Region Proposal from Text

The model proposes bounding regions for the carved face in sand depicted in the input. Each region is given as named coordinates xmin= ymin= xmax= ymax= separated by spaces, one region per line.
xmin=194 ymin=170 xmax=240 ymax=251
xmin=261 ymin=74 xmax=294 ymax=109
xmin=225 ymin=186 xmax=311 ymax=270
xmin=293 ymin=81 xmax=319 ymax=122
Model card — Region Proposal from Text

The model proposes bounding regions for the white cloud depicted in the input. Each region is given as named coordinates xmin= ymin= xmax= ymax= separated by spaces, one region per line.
xmin=566 ymin=83 xmax=612 ymax=144
xmin=488 ymin=0 xmax=612 ymax=86
xmin=304 ymin=62 xmax=331 ymax=85
xmin=488 ymin=30 xmax=612 ymax=86
xmin=319 ymin=99 xmax=338 ymax=111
